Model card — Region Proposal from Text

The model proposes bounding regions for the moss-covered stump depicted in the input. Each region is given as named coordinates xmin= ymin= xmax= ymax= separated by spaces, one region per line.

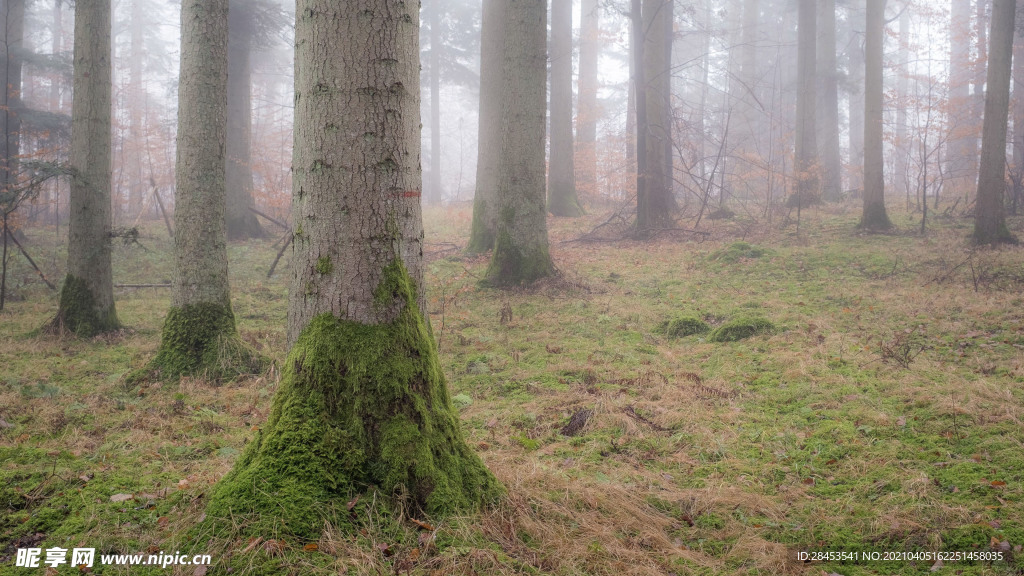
xmin=657 ymin=315 xmax=711 ymax=338
xmin=144 ymin=302 xmax=265 ymax=382
xmin=50 ymin=274 xmax=119 ymax=337
xmin=202 ymin=271 xmax=502 ymax=540
xmin=708 ymin=316 xmax=776 ymax=342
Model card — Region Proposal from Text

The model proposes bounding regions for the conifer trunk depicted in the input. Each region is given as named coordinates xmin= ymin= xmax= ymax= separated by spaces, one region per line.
xmin=576 ymin=0 xmax=599 ymax=199
xmin=206 ymin=0 xmax=500 ymax=539
xmin=55 ymin=0 xmax=120 ymax=337
xmin=225 ymin=0 xmax=265 ymax=240
xmin=548 ymin=0 xmax=581 ymax=217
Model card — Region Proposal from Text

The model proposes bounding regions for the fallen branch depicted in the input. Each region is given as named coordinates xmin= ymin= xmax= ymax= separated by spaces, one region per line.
xmin=248 ymin=207 xmax=289 ymax=230
xmin=5 ymin=229 xmax=56 ymax=290
xmin=267 ymin=234 xmax=293 ymax=278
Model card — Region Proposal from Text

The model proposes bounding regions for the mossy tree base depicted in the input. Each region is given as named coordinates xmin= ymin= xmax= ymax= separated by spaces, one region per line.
xmin=203 ymin=262 xmax=502 ymax=540
xmin=50 ymin=274 xmax=119 ymax=337
xmin=143 ymin=302 xmax=266 ymax=382
xmin=481 ymin=231 xmax=555 ymax=287
xmin=858 ymin=203 xmax=893 ymax=232
xmin=971 ymin=225 xmax=1019 ymax=247
xmin=548 ymin=194 xmax=584 ymax=218
xmin=226 ymin=214 xmax=266 ymax=241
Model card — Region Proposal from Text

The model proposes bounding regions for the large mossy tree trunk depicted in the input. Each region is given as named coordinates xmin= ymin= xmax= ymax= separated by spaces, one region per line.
xmin=636 ymin=0 xmax=676 ymax=235
xmin=225 ymin=0 xmax=265 ymax=240
xmin=55 ymin=0 xmax=120 ymax=337
xmin=576 ymin=0 xmax=599 ymax=199
xmin=547 ymin=0 xmax=582 ymax=217
xmin=483 ymin=0 xmax=555 ymax=286
xmin=466 ymin=0 xmax=505 ymax=254
xmin=860 ymin=0 xmax=892 ymax=231
xmin=204 ymin=0 xmax=501 ymax=540
xmin=973 ymin=0 xmax=1017 ymax=245
xmin=149 ymin=0 xmax=261 ymax=380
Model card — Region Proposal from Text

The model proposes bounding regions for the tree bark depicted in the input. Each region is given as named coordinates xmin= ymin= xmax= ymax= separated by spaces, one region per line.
xmin=1 ymin=0 xmax=24 ymax=204
xmin=483 ymin=0 xmax=554 ymax=285
xmin=205 ymin=0 xmax=500 ymax=538
xmin=466 ymin=0 xmax=505 ymax=253
xmin=948 ymin=0 xmax=976 ymax=194
xmin=225 ymin=0 xmax=265 ymax=240
xmin=636 ymin=0 xmax=676 ymax=234
xmin=428 ymin=0 xmax=442 ymax=205
xmin=1011 ymin=0 xmax=1024 ymax=216
xmin=973 ymin=0 xmax=1017 ymax=244
xmin=817 ymin=0 xmax=841 ymax=201
xmin=548 ymin=0 xmax=581 ymax=216
xmin=148 ymin=0 xmax=261 ymax=379
xmin=894 ymin=7 xmax=909 ymax=205
xmin=576 ymin=0 xmax=599 ymax=199
xmin=846 ymin=6 xmax=865 ymax=193
xmin=793 ymin=0 xmax=817 ymax=205
xmin=861 ymin=0 xmax=892 ymax=230
xmin=55 ymin=0 xmax=120 ymax=336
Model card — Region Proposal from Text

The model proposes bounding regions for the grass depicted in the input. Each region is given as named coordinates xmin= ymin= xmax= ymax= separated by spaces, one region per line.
xmin=1 ymin=202 xmax=1023 ymax=575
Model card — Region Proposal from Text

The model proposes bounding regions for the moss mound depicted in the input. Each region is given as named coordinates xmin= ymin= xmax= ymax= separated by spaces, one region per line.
xmin=201 ymin=260 xmax=502 ymax=540
xmin=708 ymin=316 xmax=775 ymax=342
xmin=143 ymin=302 xmax=266 ymax=382
xmin=710 ymin=242 xmax=772 ymax=263
xmin=51 ymin=274 xmax=119 ymax=337
xmin=657 ymin=315 xmax=711 ymax=338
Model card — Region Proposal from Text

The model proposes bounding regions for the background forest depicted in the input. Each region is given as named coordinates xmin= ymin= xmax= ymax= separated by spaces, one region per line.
xmin=1 ymin=0 xmax=1023 ymax=575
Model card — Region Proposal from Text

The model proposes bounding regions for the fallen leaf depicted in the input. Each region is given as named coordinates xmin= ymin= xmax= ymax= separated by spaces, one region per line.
xmin=896 ymin=416 xmax=906 ymax=427
xmin=346 ymin=495 xmax=359 ymax=511
xmin=177 ymin=479 xmax=190 ymax=489
xmin=930 ymin=558 xmax=943 ymax=572
xmin=193 ymin=566 xmax=207 ymax=576
xmin=79 ymin=474 xmax=93 ymax=483
xmin=802 ymin=478 xmax=815 ymax=485
xmin=110 ymin=493 xmax=133 ymax=503
xmin=0 ymin=418 xmax=13 ymax=428
xmin=263 ymin=539 xmax=285 ymax=555
xmin=45 ymin=568 xmax=58 ymax=576
xmin=303 ymin=543 xmax=319 ymax=551
xmin=157 ymin=516 xmax=169 ymax=528
xmin=991 ymin=480 xmax=1007 ymax=487
xmin=409 ymin=548 xmax=420 ymax=561
xmin=377 ymin=543 xmax=393 ymax=557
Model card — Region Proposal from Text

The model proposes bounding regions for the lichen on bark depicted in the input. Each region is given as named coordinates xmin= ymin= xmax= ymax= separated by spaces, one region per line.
xmin=53 ymin=274 xmax=119 ymax=337
xmin=202 ymin=260 xmax=502 ymax=539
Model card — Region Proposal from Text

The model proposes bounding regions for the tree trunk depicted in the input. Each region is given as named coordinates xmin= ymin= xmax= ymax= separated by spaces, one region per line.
xmin=225 ymin=0 xmax=265 ymax=240
xmin=576 ymin=0 xmax=599 ymax=199
xmin=149 ymin=0 xmax=261 ymax=379
xmin=1011 ymin=0 xmax=1024 ymax=216
xmin=1 ymin=0 xmax=24 ymax=206
xmin=126 ymin=0 xmax=146 ymax=222
xmin=973 ymin=0 xmax=1017 ymax=244
xmin=894 ymin=7 xmax=909 ymax=205
xmin=205 ymin=0 xmax=500 ymax=538
xmin=817 ymin=0 xmax=841 ymax=201
xmin=861 ymin=0 xmax=892 ymax=230
xmin=793 ymin=0 xmax=817 ymax=205
xmin=548 ymin=0 xmax=581 ymax=216
xmin=54 ymin=0 xmax=120 ymax=336
xmin=466 ymin=0 xmax=505 ymax=253
xmin=428 ymin=0 xmax=442 ymax=205
xmin=847 ymin=7 xmax=865 ymax=193
xmin=636 ymin=0 xmax=676 ymax=234
xmin=483 ymin=0 xmax=555 ymax=285
xmin=948 ymin=0 xmax=975 ymax=194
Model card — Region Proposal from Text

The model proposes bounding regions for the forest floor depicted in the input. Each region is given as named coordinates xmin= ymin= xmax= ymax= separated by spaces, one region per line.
xmin=1 ymin=202 xmax=1023 ymax=576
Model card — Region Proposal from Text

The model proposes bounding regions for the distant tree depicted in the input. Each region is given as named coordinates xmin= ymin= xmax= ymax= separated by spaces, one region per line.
xmin=844 ymin=2 xmax=866 ymax=193
xmin=816 ymin=0 xmax=841 ymax=201
xmin=205 ymin=0 xmax=500 ymax=538
xmin=548 ymin=0 xmax=582 ymax=217
xmin=147 ymin=0 xmax=262 ymax=379
xmin=793 ymin=0 xmax=817 ymax=208
xmin=576 ymin=0 xmax=600 ymax=199
xmin=860 ymin=0 xmax=892 ymax=230
xmin=1011 ymin=0 xmax=1024 ymax=216
xmin=483 ymin=0 xmax=555 ymax=285
xmin=635 ymin=0 xmax=676 ymax=235
xmin=466 ymin=0 xmax=504 ymax=254
xmin=973 ymin=0 xmax=1017 ymax=244
xmin=948 ymin=0 xmax=976 ymax=194
xmin=52 ymin=0 xmax=120 ymax=336
xmin=224 ymin=0 xmax=266 ymax=240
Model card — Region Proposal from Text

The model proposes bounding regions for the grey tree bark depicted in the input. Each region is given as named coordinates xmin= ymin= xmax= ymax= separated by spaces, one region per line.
xmin=1011 ymin=0 xmax=1024 ymax=216
xmin=0 ymin=0 xmax=24 ymax=200
xmin=816 ymin=0 xmax=841 ymax=202
xmin=466 ymin=0 xmax=505 ymax=253
xmin=147 ymin=0 xmax=260 ymax=380
xmin=225 ymin=0 xmax=265 ymax=240
xmin=861 ymin=0 xmax=892 ymax=230
xmin=548 ymin=0 xmax=581 ymax=217
xmin=428 ymin=0 xmax=442 ymax=205
xmin=54 ymin=0 xmax=120 ymax=337
xmin=846 ymin=6 xmax=865 ymax=193
xmin=205 ymin=0 xmax=500 ymax=538
xmin=483 ymin=0 xmax=555 ymax=285
xmin=948 ymin=0 xmax=976 ymax=194
xmin=126 ymin=0 xmax=145 ymax=221
xmin=576 ymin=0 xmax=599 ymax=198
xmin=793 ymin=0 xmax=817 ymax=205
xmin=895 ymin=7 xmax=909 ymax=205
xmin=636 ymin=0 xmax=676 ymax=234
xmin=973 ymin=0 xmax=1017 ymax=244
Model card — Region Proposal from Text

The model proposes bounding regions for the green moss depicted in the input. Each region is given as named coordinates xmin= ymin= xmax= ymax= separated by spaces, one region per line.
xmin=481 ymin=230 xmax=555 ymax=287
xmin=657 ymin=315 xmax=711 ymax=338
xmin=709 ymin=242 xmax=772 ymax=263
xmin=201 ymin=260 xmax=502 ymax=540
xmin=548 ymin=189 xmax=584 ymax=217
xmin=708 ymin=316 xmax=775 ymax=342
xmin=466 ymin=198 xmax=495 ymax=255
xmin=315 ymin=255 xmax=333 ymax=275
xmin=53 ymin=274 xmax=119 ymax=337
xmin=142 ymin=302 xmax=266 ymax=382
xmin=858 ymin=203 xmax=893 ymax=231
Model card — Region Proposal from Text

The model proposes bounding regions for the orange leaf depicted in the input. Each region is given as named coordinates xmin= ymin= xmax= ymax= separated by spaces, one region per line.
xmin=991 ymin=480 xmax=1007 ymax=487
xmin=303 ymin=543 xmax=319 ymax=552
xmin=410 ymin=518 xmax=435 ymax=531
